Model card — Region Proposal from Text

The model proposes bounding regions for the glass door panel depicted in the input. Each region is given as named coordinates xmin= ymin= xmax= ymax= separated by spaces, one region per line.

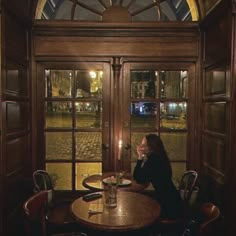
xmin=124 ymin=65 xmax=189 ymax=181
xmin=44 ymin=64 xmax=109 ymax=190
xmin=46 ymin=132 xmax=72 ymax=160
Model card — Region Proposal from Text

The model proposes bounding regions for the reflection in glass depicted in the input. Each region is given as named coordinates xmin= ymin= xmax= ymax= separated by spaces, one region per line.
xmin=202 ymin=135 xmax=225 ymax=173
xmin=131 ymin=132 xmax=159 ymax=161
xmin=161 ymin=132 xmax=187 ymax=161
xmin=46 ymin=132 xmax=72 ymax=160
xmin=160 ymin=102 xmax=187 ymax=130
xmin=75 ymin=70 xmax=102 ymax=98
xmin=206 ymin=102 xmax=226 ymax=133
xmin=131 ymin=102 xmax=157 ymax=128
xmin=46 ymin=163 xmax=72 ymax=190
xmin=6 ymin=67 xmax=28 ymax=95
xmin=45 ymin=102 xmax=72 ymax=128
xmin=76 ymin=163 xmax=102 ymax=190
xmin=76 ymin=132 xmax=102 ymax=161
xmin=160 ymin=70 xmax=188 ymax=98
xmin=45 ymin=70 xmax=72 ymax=98
xmin=131 ymin=70 xmax=158 ymax=98
xmin=75 ymin=102 xmax=102 ymax=128
xmin=171 ymin=163 xmax=187 ymax=185
xmin=205 ymin=69 xmax=225 ymax=95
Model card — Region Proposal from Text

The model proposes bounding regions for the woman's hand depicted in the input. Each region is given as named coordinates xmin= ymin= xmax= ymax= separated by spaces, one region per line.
xmin=137 ymin=145 xmax=145 ymax=160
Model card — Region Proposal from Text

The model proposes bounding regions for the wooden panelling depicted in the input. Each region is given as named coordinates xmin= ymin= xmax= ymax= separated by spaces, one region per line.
xmin=204 ymin=102 xmax=227 ymax=134
xmin=2 ymin=0 xmax=31 ymax=20
xmin=200 ymin=2 xmax=232 ymax=235
xmin=5 ymin=101 xmax=29 ymax=132
xmin=204 ymin=15 xmax=229 ymax=64
xmin=202 ymin=134 xmax=225 ymax=176
xmin=5 ymin=14 xmax=28 ymax=64
xmin=34 ymin=36 xmax=199 ymax=58
xmin=5 ymin=62 xmax=28 ymax=96
xmin=6 ymin=136 xmax=29 ymax=175
xmin=205 ymin=67 xmax=226 ymax=96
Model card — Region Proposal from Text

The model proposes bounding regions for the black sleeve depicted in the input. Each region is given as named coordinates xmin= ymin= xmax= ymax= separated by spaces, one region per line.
xmin=133 ymin=158 xmax=153 ymax=184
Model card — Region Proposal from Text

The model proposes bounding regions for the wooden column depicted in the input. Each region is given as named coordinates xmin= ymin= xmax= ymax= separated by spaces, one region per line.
xmin=112 ymin=57 xmax=122 ymax=172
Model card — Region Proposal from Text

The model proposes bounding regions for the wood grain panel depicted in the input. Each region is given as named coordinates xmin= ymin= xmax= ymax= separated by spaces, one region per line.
xmin=5 ymin=63 xmax=28 ymax=96
xmin=202 ymin=134 xmax=225 ymax=177
xmin=204 ymin=102 xmax=226 ymax=134
xmin=2 ymin=0 xmax=31 ymax=19
xmin=204 ymin=15 xmax=228 ymax=64
xmin=5 ymin=14 xmax=27 ymax=63
xmin=34 ymin=39 xmax=199 ymax=58
xmin=6 ymin=101 xmax=29 ymax=132
xmin=6 ymin=136 xmax=29 ymax=175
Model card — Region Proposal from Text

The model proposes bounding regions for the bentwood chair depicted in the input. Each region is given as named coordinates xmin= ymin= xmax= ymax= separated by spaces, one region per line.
xmin=33 ymin=170 xmax=54 ymax=192
xmin=179 ymin=170 xmax=198 ymax=206
xmin=198 ymin=203 xmax=221 ymax=236
xmin=154 ymin=171 xmax=198 ymax=236
xmin=32 ymin=171 xmax=80 ymax=234
xmin=23 ymin=190 xmax=87 ymax=236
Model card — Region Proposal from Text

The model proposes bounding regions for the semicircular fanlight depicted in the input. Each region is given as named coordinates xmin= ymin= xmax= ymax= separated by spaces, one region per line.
xmin=35 ymin=0 xmax=199 ymax=22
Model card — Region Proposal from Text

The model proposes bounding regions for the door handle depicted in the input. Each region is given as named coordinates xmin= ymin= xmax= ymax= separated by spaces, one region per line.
xmin=102 ymin=143 xmax=109 ymax=150
xmin=124 ymin=144 xmax=131 ymax=150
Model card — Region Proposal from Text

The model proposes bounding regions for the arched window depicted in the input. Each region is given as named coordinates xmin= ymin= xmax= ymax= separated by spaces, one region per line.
xmin=35 ymin=0 xmax=199 ymax=21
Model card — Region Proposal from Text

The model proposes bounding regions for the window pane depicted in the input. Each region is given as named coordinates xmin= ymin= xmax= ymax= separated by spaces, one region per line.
xmin=171 ymin=162 xmax=186 ymax=185
xmin=131 ymin=132 xmax=159 ymax=161
xmin=76 ymin=163 xmax=102 ymax=190
xmin=75 ymin=102 xmax=102 ymax=128
xmin=46 ymin=132 xmax=72 ymax=160
xmin=160 ymin=102 xmax=187 ymax=130
xmin=45 ymin=102 xmax=72 ymax=128
xmin=46 ymin=163 xmax=72 ymax=190
xmin=75 ymin=70 xmax=102 ymax=98
xmin=45 ymin=70 xmax=72 ymax=98
xmin=205 ymin=69 xmax=225 ymax=95
xmin=76 ymin=132 xmax=102 ymax=161
xmin=160 ymin=70 xmax=188 ymax=98
xmin=131 ymin=70 xmax=158 ymax=99
xmin=161 ymin=132 xmax=187 ymax=161
xmin=131 ymin=102 xmax=157 ymax=128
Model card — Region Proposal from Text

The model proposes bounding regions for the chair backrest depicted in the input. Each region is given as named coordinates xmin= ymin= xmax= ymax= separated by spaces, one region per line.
xmin=33 ymin=170 xmax=54 ymax=192
xmin=23 ymin=190 xmax=49 ymax=236
xmin=179 ymin=170 xmax=198 ymax=204
xmin=199 ymin=202 xmax=220 ymax=236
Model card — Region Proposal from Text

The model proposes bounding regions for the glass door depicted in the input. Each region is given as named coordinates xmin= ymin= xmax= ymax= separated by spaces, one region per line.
xmin=43 ymin=63 xmax=111 ymax=190
xmin=122 ymin=63 xmax=194 ymax=183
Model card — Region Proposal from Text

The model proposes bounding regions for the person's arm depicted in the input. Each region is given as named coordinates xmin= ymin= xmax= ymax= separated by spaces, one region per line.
xmin=133 ymin=156 xmax=153 ymax=184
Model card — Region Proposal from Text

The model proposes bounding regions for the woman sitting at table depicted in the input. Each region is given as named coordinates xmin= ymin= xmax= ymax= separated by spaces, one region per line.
xmin=133 ymin=133 xmax=184 ymax=220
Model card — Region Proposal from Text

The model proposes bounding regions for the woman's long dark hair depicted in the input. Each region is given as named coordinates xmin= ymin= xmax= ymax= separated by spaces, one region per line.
xmin=145 ymin=134 xmax=172 ymax=176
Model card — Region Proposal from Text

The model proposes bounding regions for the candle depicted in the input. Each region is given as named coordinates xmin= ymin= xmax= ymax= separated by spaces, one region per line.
xmin=118 ymin=140 xmax=122 ymax=160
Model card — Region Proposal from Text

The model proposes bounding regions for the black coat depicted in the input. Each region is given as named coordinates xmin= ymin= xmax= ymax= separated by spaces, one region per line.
xmin=133 ymin=152 xmax=184 ymax=219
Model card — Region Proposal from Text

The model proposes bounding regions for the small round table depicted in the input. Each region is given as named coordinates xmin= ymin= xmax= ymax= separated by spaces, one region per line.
xmin=71 ymin=191 xmax=161 ymax=235
xmin=82 ymin=172 xmax=150 ymax=192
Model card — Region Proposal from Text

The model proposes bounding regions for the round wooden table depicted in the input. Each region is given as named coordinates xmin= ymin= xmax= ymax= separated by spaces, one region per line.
xmin=82 ymin=172 xmax=150 ymax=192
xmin=71 ymin=191 xmax=161 ymax=235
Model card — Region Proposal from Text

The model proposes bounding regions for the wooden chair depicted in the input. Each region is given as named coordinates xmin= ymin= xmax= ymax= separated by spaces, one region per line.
xmin=23 ymin=190 xmax=86 ymax=236
xmin=179 ymin=170 xmax=198 ymax=206
xmin=32 ymin=170 xmax=84 ymax=233
xmin=33 ymin=170 xmax=54 ymax=192
xmin=199 ymin=203 xmax=221 ymax=236
xmin=154 ymin=171 xmax=198 ymax=236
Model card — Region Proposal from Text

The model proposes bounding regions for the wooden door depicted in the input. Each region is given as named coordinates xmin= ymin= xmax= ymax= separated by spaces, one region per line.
xmin=119 ymin=62 xmax=196 ymax=182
